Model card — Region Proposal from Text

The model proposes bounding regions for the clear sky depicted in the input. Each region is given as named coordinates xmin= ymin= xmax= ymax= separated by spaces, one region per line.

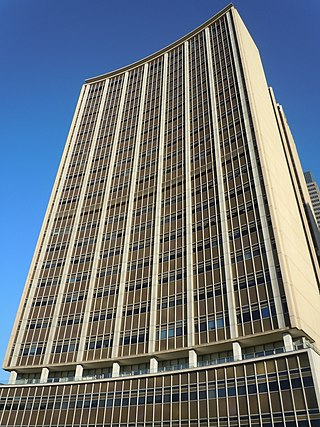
xmin=0 ymin=0 xmax=319 ymax=380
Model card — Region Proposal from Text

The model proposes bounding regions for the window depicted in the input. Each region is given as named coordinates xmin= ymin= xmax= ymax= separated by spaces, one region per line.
xmin=195 ymin=316 xmax=225 ymax=333
xmin=157 ymin=322 xmax=185 ymax=340
xmin=21 ymin=344 xmax=45 ymax=357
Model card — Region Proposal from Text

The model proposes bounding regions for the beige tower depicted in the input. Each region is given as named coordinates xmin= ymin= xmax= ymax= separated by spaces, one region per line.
xmin=1 ymin=5 xmax=320 ymax=426
xmin=305 ymin=171 xmax=320 ymax=229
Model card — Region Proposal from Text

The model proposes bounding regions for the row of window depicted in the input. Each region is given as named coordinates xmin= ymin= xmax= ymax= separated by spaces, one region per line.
xmin=234 ymin=271 xmax=271 ymax=290
xmin=156 ymin=324 xmax=186 ymax=340
xmin=2 ymin=372 xmax=314 ymax=411
xmin=21 ymin=345 xmax=45 ymax=357
xmin=194 ymin=259 xmax=223 ymax=274
xmin=158 ymin=268 xmax=186 ymax=284
xmin=195 ymin=317 xmax=225 ymax=332
xmin=231 ymin=245 xmax=265 ymax=264
xmin=86 ymin=337 xmax=113 ymax=350
xmin=121 ymin=332 xmax=148 ymax=346
xmin=52 ymin=341 xmax=79 ymax=354
xmin=237 ymin=303 xmax=276 ymax=324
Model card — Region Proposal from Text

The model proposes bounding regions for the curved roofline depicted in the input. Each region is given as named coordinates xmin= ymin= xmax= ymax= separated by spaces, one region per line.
xmin=85 ymin=3 xmax=234 ymax=84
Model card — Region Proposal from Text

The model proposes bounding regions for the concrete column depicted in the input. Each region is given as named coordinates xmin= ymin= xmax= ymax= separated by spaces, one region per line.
xmin=189 ymin=349 xmax=198 ymax=368
xmin=76 ymin=75 xmax=129 ymax=363
xmin=184 ymin=41 xmax=195 ymax=348
xmin=43 ymin=82 xmax=107 ymax=365
xmin=205 ymin=27 xmax=238 ymax=339
xmin=233 ymin=341 xmax=242 ymax=361
xmin=40 ymin=367 xmax=49 ymax=383
xmin=283 ymin=333 xmax=294 ymax=352
xmin=148 ymin=54 xmax=168 ymax=354
xmin=75 ymin=364 xmax=83 ymax=380
xmin=112 ymin=362 xmax=120 ymax=378
xmin=150 ymin=357 xmax=158 ymax=374
xmin=111 ymin=64 xmax=149 ymax=359
xmin=9 ymin=370 xmax=17 ymax=384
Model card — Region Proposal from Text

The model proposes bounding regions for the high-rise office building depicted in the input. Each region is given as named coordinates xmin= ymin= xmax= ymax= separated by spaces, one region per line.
xmin=1 ymin=4 xmax=320 ymax=426
xmin=305 ymin=171 xmax=320 ymax=229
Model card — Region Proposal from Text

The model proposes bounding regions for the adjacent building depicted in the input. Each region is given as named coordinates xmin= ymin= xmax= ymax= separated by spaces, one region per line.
xmin=1 ymin=4 xmax=320 ymax=426
xmin=305 ymin=171 xmax=320 ymax=229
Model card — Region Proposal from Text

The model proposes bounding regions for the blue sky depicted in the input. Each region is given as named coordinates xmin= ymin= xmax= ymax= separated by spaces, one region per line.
xmin=0 ymin=0 xmax=319 ymax=379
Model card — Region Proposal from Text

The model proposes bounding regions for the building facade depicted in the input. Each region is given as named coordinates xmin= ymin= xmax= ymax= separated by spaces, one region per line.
xmin=305 ymin=171 xmax=320 ymax=229
xmin=1 ymin=5 xmax=320 ymax=426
